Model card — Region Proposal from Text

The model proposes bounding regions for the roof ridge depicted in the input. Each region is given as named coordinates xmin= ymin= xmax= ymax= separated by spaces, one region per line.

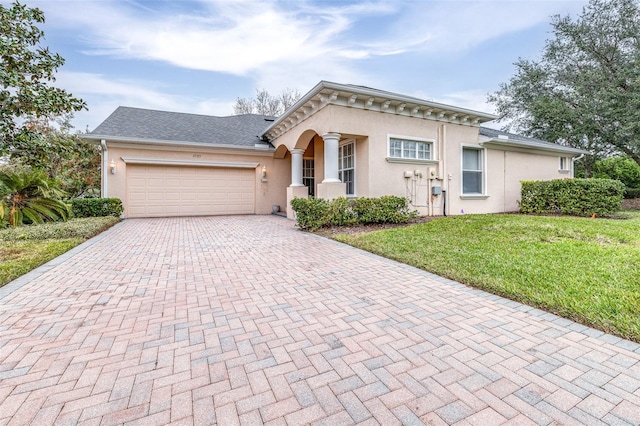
xmin=114 ymin=106 xmax=275 ymax=120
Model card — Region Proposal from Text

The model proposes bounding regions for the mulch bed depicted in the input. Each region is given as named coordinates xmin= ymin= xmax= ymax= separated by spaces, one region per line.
xmin=313 ymin=216 xmax=437 ymax=237
xmin=311 ymin=200 xmax=640 ymax=237
xmin=622 ymin=198 xmax=640 ymax=210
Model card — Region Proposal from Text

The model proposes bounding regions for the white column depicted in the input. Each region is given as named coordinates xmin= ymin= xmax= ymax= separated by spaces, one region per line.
xmin=322 ymin=132 xmax=341 ymax=183
xmin=290 ymin=148 xmax=305 ymax=187
xmin=100 ymin=139 xmax=108 ymax=197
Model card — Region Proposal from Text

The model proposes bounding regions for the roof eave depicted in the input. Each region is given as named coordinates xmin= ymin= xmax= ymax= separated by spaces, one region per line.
xmin=80 ymin=134 xmax=275 ymax=152
xmin=262 ymin=81 xmax=498 ymax=140
xmin=481 ymin=138 xmax=589 ymax=155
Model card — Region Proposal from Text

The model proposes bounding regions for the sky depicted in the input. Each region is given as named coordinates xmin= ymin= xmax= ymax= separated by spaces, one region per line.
xmin=11 ymin=0 xmax=588 ymax=132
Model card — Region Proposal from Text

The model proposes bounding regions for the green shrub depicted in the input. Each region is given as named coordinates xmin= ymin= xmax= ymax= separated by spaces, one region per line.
xmin=592 ymin=156 xmax=640 ymax=190
xmin=291 ymin=195 xmax=415 ymax=230
xmin=290 ymin=197 xmax=330 ymax=230
xmin=520 ymin=179 xmax=624 ymax=216
xmin=71 ymin=198 xmax=123 ymax=218
xmin=328 ymin=197 xmax=357 ymax=226
xmin=0 ymin=216 xmax=120 ymax=242
xmin=625 ymin=187 xmax=640 ymax=199
xmin=353 ymin=195 xmax=415 ymax=224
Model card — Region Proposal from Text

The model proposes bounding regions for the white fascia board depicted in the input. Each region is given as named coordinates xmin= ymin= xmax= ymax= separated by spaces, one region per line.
xmin=80 ymin=134 xmax=274 ymax=152
xmin=480 ymin=138 xmax=589 ymax=156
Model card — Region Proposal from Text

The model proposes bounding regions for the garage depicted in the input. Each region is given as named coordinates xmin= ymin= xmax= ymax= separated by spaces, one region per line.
xmin=126 ymin=164 xmax=255 ymax=218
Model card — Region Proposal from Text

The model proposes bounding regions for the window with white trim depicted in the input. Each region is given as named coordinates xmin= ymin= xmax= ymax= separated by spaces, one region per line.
xmin=559 ymin=157 xmax=570 ymax=171
xmin=389 ymin=138 xmax=432 ymax=160
xmin=303 ymin=159 xmax=315 ymax=196
xmin=339 ymin=141 xmax=355 ymax=196
xmin=462 ymin=147 xmax=484 ymax=195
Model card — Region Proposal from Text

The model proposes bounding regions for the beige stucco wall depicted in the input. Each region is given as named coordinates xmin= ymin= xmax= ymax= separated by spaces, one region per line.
xmin=103 ymin=141 xmax=290 ymax=218
xmin=272 ymin=106 xmax=479 ymax=215
xmin=272 ymin=105 xmax=577 ymax=216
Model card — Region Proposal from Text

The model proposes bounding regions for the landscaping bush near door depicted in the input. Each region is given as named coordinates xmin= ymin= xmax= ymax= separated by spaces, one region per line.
xmin=520 ymin=178 xmax=624 ymax=216
xmin=71 ymin=198 xmax=123 ymax=218
xmin=291 ymin=195 xmax=415 ymax=230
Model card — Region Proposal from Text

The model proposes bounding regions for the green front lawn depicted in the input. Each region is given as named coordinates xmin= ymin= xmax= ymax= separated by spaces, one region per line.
xmin=0 ymin=217 xmax=120 ymax=287
xmin=335 ymin=212 xmax=640 ymax=342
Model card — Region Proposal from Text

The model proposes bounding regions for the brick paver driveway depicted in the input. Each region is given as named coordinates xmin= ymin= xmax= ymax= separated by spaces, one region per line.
xmin=1 ymin=216 xmax=639 ymax=425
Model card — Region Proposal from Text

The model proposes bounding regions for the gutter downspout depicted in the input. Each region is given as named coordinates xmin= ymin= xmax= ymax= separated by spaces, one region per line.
xmin=441 ymin=125 xmax=448 ymax=216
xmin=571 ymin=153 xmax=585 ymax=178
xmin=100 ymin=140 xmax=108 ymax=197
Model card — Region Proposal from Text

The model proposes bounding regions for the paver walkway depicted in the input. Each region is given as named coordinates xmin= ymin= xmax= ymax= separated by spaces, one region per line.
xmin=1 ymin=216 xmax=639 ymax=425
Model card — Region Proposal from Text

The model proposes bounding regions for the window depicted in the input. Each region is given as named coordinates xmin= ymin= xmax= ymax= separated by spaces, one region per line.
xmin=339 ymin=141 xmax=355 ymax=196
xmin=559 ymin=157 xmax=570 ymax=171
xmin=389 ymin=138 xmax=432 ymax=160
xmin=303 ymin=159 xmax=315 ymax=196
xmin=462 ymin=147 xmax=483 ymax=195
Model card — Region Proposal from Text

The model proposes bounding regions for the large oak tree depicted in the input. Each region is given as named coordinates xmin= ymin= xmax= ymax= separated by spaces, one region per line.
xmin=0 ymin=1 xmax=86 ymax=159
xmin=488 ymin=0 xmax=640 ymax=175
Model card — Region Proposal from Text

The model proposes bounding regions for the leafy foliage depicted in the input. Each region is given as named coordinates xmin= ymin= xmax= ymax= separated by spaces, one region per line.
xmin=0 ymin=216 xmax=119 ymax=241
xmin=488 ymin=0 xmax=640 ymax=175
xmin=70 ymin=198 xmax=123 ymax=218
xmin=0 ymin=1 xmax=86 ymax=158
xmin=0 ymin=167 xmax=69 ymax=227
xmin=353 ymin=196 xmax=416 ymax=224
xmin=591 ymin=156 xmax=640 ymax=198
xmin=9 ymin=116 xmax=100 ymax=198
xmin=290 ymin=197 xmax=330 ymax=230
xmin=625 ymin=187 xmax=640 ymax=198
xmin=233 ymin=88 xmax=301 ymax=116
xmin=291 ymin=195 xmax=416 ymax=230
xmin=520 ymin=178 xmax=624 ymax=216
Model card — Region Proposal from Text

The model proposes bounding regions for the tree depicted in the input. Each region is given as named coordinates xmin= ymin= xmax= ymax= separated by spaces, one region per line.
xmin=12 ymin=115 xmax=101 ymax=198
xmin=0 ymin=1 xmax=86 ymax=159
xmin=233 ymin=88 xmax=301 ymax=116
xmin=0 ymin=167 xmax=69 ymax=227
xmin=592 ymin=156 xmax=640 ymax=189
xmin=488 ymin=0 xmax=640 ymax=176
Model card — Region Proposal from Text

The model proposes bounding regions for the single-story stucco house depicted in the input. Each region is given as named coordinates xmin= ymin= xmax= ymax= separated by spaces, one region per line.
xmin=83 ymin=80 xmax=587 ymax=219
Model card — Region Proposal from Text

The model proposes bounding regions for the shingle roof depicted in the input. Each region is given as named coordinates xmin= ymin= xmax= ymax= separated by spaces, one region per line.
xmin=86 ymin=106 xmax=275 ymax=148
xmin=479 ymin=126 xmax=589 ymax=155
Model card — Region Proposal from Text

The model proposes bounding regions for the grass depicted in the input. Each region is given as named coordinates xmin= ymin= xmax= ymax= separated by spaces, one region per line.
xmin=0 ymin=216 xmax=120 ymax=287
xmin=334 ymin=211 xmax=640 ymax=342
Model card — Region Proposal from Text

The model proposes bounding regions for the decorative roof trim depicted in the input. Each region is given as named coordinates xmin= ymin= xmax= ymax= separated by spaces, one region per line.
xmin=262 ymin=81 xmax=498 ymax=140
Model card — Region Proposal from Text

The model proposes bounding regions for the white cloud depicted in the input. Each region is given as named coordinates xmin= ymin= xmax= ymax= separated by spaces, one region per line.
xmin=36 ymin=1 xmax=585 ymax=90
xmin=30 ymin=0 xmax=587 ymax=128
xmin=55 ymin=72 xmax=234 ymax=131
xmin=433 ymin=90 xmax=497 ymax=115
xmin=392 ymin=0 xmax=586 ymax=53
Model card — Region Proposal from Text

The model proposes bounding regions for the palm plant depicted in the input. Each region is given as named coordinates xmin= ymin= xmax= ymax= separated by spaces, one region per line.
xmin=0 ymin=168 xmax=70 ymax=227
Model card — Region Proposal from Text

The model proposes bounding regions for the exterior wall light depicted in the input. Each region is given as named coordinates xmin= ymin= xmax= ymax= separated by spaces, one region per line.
xmin=261 ymin=165 xmax=267 ymax=179
xmin=110 ymin=159 xmax=116 ymax=174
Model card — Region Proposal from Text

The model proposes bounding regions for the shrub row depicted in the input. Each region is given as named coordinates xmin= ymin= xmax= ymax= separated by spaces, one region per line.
xmin=520 ymin=178 xmax=624 ymax=216
xmin=0 ymin=216 xmax=121 ymax=242
xmin=625 ymin=187 xmax=640 ymax=199
xmin=290 ymin=196 xmax=416 ymax=230
xmin=70 ymin=198 xmax=123 ymax=218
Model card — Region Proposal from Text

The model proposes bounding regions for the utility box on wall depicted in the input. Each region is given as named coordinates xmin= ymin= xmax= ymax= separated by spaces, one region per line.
xmin=432 ymin=186 xmax=442 ymax=196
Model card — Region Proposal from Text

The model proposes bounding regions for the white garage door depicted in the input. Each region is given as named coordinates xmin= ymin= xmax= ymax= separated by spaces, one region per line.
xmin=126 ymin=165 xmax=255 ymax=218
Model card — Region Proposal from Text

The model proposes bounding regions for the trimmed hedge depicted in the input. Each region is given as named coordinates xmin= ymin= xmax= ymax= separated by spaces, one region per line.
xmin=71 ymin=198 xmax=123 ymax=218
xmin=520 ymin=179 xmax=624 ymax=216
xmin=291 ymin=195 xmax=416 ymax=230
xmin=625 ymin=187 xmax=640 ymax=199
